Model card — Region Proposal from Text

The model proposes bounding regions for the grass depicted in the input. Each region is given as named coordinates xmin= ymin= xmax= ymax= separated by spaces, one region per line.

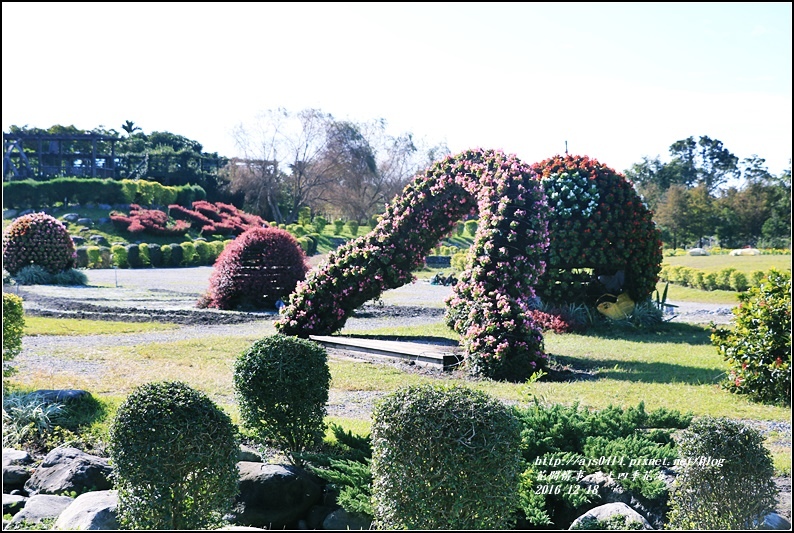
xmin=24 ymin=316 xmax=179 ymax=336
xmin=663 ymin=254 xmax=792 ymax=275
xmin=657 ymin=282 xmax=739 ymax=305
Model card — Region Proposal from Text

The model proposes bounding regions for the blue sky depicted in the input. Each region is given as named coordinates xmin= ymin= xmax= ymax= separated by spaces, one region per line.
xmin=2 ymin=2 xmax=791 ymax=176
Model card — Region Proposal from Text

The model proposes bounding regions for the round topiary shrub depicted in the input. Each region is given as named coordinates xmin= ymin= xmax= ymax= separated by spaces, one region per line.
xmin=2 ymin=212 xmax=76 ymax=275
xmin=233 ymin=334 xmax=330 ymax=464
xmin=168 ymin=242 xmax=184 ymax=267
xmin=711 ymin=268 xmax=791 ymax=405
xmin=666 ymin=416 xmax=777 ymax=530
xmin=371 ymin=383 xmax=523 ymax=530
xmin=530 ymin=155 xmax=663 ymax=306
xmin=108 ymin=381 xmax=239 ymax=530
xmin=200 ymin=227 xmax=308 ymax=310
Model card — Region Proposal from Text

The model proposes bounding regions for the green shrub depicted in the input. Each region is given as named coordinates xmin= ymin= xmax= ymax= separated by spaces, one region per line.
xmin=109 ymin=381 xmax=239 ymax=530
xmin=148 ymin=244 xmax=163 ymax=267
xmin=2 ymin=391 xmax=64 ymax=448
xmin=2 ymin=212 xmax=76 ymax=275
xmin=666 ymin=417 xmax=777 ymax=530
xmin=692 ymin=270 xmax=705 ymax=290
xmin=168 ymin=243 xmax=184 ymax=267
xmin=209 ymin=240 xmax=226 ymax=262
xmin=312 ymin=215 xmax=328 ymax=234
xmin=86 ymin=246 xmax=103 ymax=269
xmin=111 ymin=245 xmax=128 ymax=268
xmin=346 ymin=220 xmax=359 ymax=236
xmin=711 ymin=268 xmax=791 ymax=405
xmin=194 ymin=240 xmax=211 ymax=265
xmin=456 ymin=221 xmax=465 ymax=236
xmin=126 ymin=244 xmax=143 ymax=268
xmin=160 ymin=244 xmax=171 ymax=266
xmin=53 ymin=269 xmax=88 ymax=286
xmin=298 ymin=206 xmax=312 ymax=227
xmin=515 ymin=400 xmax=691 ymax=527
xmin=371 ymin=384 xmax=522 ymax=530
xmin=703 ymin=271 xmax=718 ymax=291
xmin=716 ymin=267 xmax=737 ymax=291
xmin=333 ymin=219 xmax=345 ymax=235
xmin=464 ymin=219 xmax=478 ymax=236
xmin=74 ymin=246 xmax=89 ymax=269
xmin=13 ymin=265 xmax=54 ymax=285
xmin=451 ymin=251 xmax=468 ymax=271
xmin=3 ymin=293 xmax=24 ymax=377
xmin=137 ymin=243 xmax=151 ymax=267
xmin=750 ymin=270 xmax=766 ymax=287
xmin=180 ymin=241 xmax=197 ymax=266
xmin=572 ymin=514 xmax=645 ymax=530
xmin=729 ymin=270 xmax=749 ymax=292
xmin=233 ymin=334 xmax=330 ymax=464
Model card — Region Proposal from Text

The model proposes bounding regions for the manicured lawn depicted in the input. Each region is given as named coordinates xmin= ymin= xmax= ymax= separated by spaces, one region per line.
xmin=663 ymin=254 xmax=791 ymax=275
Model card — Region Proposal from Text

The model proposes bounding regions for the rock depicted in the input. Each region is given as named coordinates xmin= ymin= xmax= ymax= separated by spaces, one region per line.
xmin=18 ymin=209 xmax=35 ymax=216
xmin=687 ymin=247 xmax=709 ymax=256
xmin=30 ymin=389 xmax=91 ymax=404
xmin=77 ymin=218 xmax=93 ymax=227
xmin=53 ymin=490 xmax=118 ymax=531
xmin=2 ymin=493 xmax=27 ymax=516
xmin=238 ymin=445 xmax=263 ymax=462
xmin=322 ymin=508 xmax=372 ymax=530
xmin=2 ymin=448 xmax=34 ymax=467
xmin=24 ymin=446 xmax=112 ymax=495
xmin=216 ymin=527 xmax=268 ymax=531
xmin=758 ymin=512 xmax=792 ymax=530
xmin=569 ymin=502 xmax=653 ymax=530
xmin=305 ymin=504 xmax=333 ymax=529
xmin=3 ymin=464 xmax=32 ymax=491
xmin=98 ymin=204 xmax=112 ymax=211
xmin=579 ymin=471 xmax=668 ymax=529
xmin=63 ymin=213 xmax=81 ymax=223
xmin=8 ymin=494 xmax=74 ymax=527
xmin=3 ymin=209 xmax=18 ymax=220
xmin=230 ymin=462 xmax=322 ymax=529
xmin=71 ymin=236 xmax=87 ymax=245
xmin=89 ymin=235 xmax=109 ymax=246
xmin=730 ymin=248 xmax=762 ymax=256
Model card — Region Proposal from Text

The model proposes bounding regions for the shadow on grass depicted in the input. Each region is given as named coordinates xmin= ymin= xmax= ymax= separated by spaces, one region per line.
xmin=549 ymin=353 xmax=725 ymax=386
xmin=577 ymin=322 xmax=714 ymax=346
xmin=336 ymin=333 xmax=460 ymax=347
xmin=59 ymin=394 xmax=109 ymax=432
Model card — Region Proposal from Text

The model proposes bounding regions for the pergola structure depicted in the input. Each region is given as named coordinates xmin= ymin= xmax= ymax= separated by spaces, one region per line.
xmin=3 ymin=133 xmax=121 ymax=180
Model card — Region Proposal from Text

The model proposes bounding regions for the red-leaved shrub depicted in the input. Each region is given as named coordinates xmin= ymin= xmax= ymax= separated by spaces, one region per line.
xmin=3 ymin=212 xmax=76 ymax=275
xmin=199 ymin=227 xmax=308 ymax=310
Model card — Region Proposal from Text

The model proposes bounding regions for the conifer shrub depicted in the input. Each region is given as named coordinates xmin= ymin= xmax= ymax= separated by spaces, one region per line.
xmin=665 ymin=417 xmax=777 ymax=530
xmin=371 ymin=384 xmax=523 ymax=530
xmin=729 ymin=270 xmax=749 ymax=292
xmin=346 ymin=220 xmax=359 ymax=236
xmin=333 ymin=219 xmax=345 ymax=235
xmin=464 ymin=219 xmax=478 ymax=236
xmin=312 ymin=216 xmax=328 ymax=234
xmin=233 ymin=334 xmax=330 ymax=464
xmin=74 ymin=246 xmax=89 ymax=269
xmin=126 ymin=244 xmax=143 ymax=268
xmin=3 ymin=293 xmax=24 ymax=377
xmin=160 ymin=244 xmax=171 ymax=266
xmin=148 ymin=243 xmax=163 ymax=267
xmin=109 ymin=381 xmax=239 ymax=530
xmin=2 ymin=212 xmax=76 ymax=275
xmin=200 ymin=227 xmax=308 ymax=310
xmin=111 ymin=245 xmax=128 ymax=268
xmin=168 ymin=243 xmax=184 ymax=267
xmin=194 ymin=240 xmax=211 ymax=265
xmin=711 ymin=268 xmax=791 ymax=405
xmin=180 ymin=241 xmax=197 ymax=265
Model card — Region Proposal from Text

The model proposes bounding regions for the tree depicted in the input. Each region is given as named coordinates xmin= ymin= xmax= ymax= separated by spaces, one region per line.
xmin=654 ymin=184 xmax=690 ymax=249
xmin=121 ymin=120 xmax=141 ymax=137
xmin=668 ymin=135 xmax=739 ymax=192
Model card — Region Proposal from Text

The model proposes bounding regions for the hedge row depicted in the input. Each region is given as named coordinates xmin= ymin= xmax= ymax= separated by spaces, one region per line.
xmin=663 ymin=247 xmax=791 ymax=256
xmin=3 ymin=177 xmax=205 ymax=209
xmin=658 ymin=264 xmax=776 ymax=292
xmin=75 ymin=240 xmax=230 ymax=269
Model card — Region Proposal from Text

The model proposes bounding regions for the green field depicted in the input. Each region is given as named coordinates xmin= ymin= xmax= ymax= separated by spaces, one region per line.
xmin=663 ymin=254 xmax=792 ymax=275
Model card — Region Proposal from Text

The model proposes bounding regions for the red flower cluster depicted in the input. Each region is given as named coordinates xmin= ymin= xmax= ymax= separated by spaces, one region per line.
xmin=169 ymin=201 xmax=267 ymax=236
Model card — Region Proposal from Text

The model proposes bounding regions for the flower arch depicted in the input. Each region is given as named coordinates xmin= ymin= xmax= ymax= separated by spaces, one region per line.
xmin=276 ymin=148 xmax=550 ymax=381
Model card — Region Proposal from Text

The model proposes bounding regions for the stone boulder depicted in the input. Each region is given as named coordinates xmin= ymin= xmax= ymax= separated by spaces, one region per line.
xmin=24 ymin=446 xmax=112 ymax=495
xmin=568 ymin=502 xmax=653 ymax=530
xmin=322 ymin=508 xmax=372 ymax=530
xmin=230 ymin=462 xmax=322 ymax=529
xmin=687 ymin=247 xmax=709 ymax=256
xmin=63 ymin=213 xmax=81 ymax=223
xmin=2 ymin=448 xmax=34 ymax=467
xmin=30 ymin=389 xmax=91 ymax=404
xmin=53 ymin=490 xmax=118 ymax=531
xmin=579 ymin=471 xmax=670 ymax=529
xmin=71 ymin=236 xmax=87 ymax=246
xmin=3 ymin=448 xmax=34 ymax=492
xmin=89 ymin=235 xmax=109 ymax=246
xmin=8 ymin=494 xmax=74 ymax=528
xmin=2 ymin=493 xmax=27 ymax=516
xmin=77 ymin=218 xmax=93 ymax=227
xmin=759 ymin=512 xmax=792 ymax=530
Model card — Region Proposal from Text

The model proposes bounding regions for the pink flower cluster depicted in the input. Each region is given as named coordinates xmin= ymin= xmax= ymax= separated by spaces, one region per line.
xmin=2 ymin=212 xmax=76 ymax=275
xmin=276 ymin=148 xmax=550 ymax=381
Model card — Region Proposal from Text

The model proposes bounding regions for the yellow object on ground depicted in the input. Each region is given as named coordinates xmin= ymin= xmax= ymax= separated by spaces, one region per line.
xmin=596 ymin=292 xmax=636 ymax=320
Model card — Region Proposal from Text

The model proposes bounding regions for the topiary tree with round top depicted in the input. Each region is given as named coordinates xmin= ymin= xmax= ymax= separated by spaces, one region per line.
xmin=199 ymin=226 xmax=308 ymax=310
xmin=2 ymin=212 xmax=76 ymax=275
xmin=530 ymin=155 xmax=663 ymax=306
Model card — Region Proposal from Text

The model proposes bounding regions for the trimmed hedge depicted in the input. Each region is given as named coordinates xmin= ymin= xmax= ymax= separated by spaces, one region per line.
xmin=3 ymin=212 xmax=76 ymax=275
xmin=3 ymin=293 xmax=25 ymax=377
xmin=371 ymin=384 xmax=522 ymax=529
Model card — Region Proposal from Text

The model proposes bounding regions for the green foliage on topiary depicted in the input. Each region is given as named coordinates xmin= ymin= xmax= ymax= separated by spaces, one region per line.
xmin=180 ymin=241 xmax=197 ymax=265
xmin=109 ymin=381 xmax=239 ymax=530
xmin=168 ymin=242 xmax=184 ymax=267
xmin=233 ymin=334 xmax=330 ymax=464
xmin=194 ymin=240 xmax=211 ymax=265
xmin=333 ymin=219 xmax=345 ymax=235
xmin=2 ymin=212 xmax=76 ymax=275
xmin=111 ymin=245 xmax=128 ymax=268
xmin=345 ymin=220 xmax=359 ymax=236
xmin=729 ymin=270 xmax=749 ymax=292
xmin=201 ymin=227 xmax=308 ymax=310
xmin=312 ymin=215 xmax=328 ymax=234
xmin=665 ymin=417 xmax=777 ymax=530
xmin=371 ymin=384 xmax=523 ymax=530
xmin=531 ymin=155 xmax=663 ymax=306
xmin=464 ymin=219 xmax=478 ymax=236
xmin=711 ymin=268 xmax=791 ymax=405
xmin=3 ymin=293 xmax=24 ymax=377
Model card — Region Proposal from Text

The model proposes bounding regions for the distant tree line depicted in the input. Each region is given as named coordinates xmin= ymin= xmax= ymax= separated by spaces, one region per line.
xmin=625 ymin=136 xmax=791 ymax=249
